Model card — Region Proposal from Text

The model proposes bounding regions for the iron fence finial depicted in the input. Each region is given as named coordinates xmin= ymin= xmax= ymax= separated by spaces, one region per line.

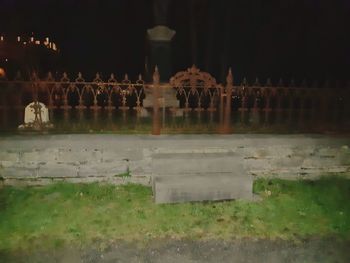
xmin=278 ymin=78 xmax=284 ymax=87
xmin=226 ymin=68 xmax=233 ymax=86
xmin=15 ymin=71 xmax=22 ymax=81
xmin=290 ymin=78 xmax=296 ymax=87
xmin=266 ymin=78 xmax=272 ymax=87
xmin=254 ymin=77 xmax=259 ymax=86
xmin=301 ymin=79 xmax=307 ymax=88
xmin=153 ymin=66 xmax=160 ymax=84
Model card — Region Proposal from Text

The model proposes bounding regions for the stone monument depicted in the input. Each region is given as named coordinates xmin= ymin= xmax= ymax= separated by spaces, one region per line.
xmin=18 ymin=101 xmax=53 ymax=130
xmin=151 ymin=148 xmax=253 ymax=204
xmin=147 ymin=0 xmax=175 ymax=82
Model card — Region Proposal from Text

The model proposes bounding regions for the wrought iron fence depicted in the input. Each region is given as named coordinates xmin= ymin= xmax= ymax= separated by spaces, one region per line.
xmin=0 ymin=72 xmax=147 ymax=111
xmin=0 ymin=65 xmax=349 ymax=134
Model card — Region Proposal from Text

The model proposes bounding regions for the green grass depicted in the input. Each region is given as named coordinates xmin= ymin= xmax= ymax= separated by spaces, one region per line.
xmin=0 ymin=177 xmax=349 ymax=251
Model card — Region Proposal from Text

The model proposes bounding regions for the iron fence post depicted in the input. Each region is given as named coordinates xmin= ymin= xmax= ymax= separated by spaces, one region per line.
xmin=152 ymin=66 xmax=161 ymax=135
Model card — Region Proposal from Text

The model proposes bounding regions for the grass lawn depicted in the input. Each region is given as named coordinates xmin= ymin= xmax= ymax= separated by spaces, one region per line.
xmin=0 ymin=177 xmax=349 ymax=251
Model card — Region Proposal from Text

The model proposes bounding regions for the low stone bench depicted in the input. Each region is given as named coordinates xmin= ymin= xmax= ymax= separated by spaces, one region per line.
xmin=151 ymin=149 xmax=253 ymax=204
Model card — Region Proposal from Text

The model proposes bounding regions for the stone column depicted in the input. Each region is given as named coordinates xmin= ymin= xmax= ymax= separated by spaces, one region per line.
xmin=152 ymin=67 xmax=161 ymax=135
xmin=147 ymin=26 xmax=176 ymax=82
xmin=223 ymin=68 xmax=233 ymax=134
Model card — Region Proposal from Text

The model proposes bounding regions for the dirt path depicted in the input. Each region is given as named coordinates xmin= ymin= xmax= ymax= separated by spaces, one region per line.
xmin=1 ymin=238 xmax=349 ymax=263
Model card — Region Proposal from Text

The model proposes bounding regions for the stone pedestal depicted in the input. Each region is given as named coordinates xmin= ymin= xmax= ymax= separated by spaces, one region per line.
xmin=18 ymin=101 xmax=53 ymax=131
xmin=147 ymin=26 xmax=175 ymax=82
xmin=151 ymin=150 xmax=253 ymax=204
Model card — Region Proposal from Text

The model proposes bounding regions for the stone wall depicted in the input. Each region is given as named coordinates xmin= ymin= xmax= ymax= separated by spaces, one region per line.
xmin=0 ymin=134 xmax=349 ymax=186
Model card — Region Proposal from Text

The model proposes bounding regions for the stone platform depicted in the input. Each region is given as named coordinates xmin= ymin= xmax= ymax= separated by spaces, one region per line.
xmin=153 ymin=173 xmax=253 ymax=203
xmin=151 ymin=150 xmax=253 ymax=203
xmin=0 ymin=134 xmax=349 ymax=203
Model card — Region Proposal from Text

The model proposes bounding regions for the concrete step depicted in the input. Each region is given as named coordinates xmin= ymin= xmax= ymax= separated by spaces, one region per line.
xmin=151 ymin=150 xmax=253 ymax=203
xmin=152 ymin=152 xmax=241 ymax=175
xmin=152 ymin=172 xmax=253 ymax=204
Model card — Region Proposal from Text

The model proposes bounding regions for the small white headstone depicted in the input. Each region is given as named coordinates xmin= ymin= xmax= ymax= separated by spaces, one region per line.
xmin=139 ymin=108 xmax=149 ymax=117
xmin=24 ymin=102 xmax=49 ymax=124
xmin=175 ymin=109 xmax=184 ymax=117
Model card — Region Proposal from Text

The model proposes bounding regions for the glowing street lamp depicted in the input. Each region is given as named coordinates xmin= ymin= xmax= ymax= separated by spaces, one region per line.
xmin=0 ymin=67 xmax=6 ymax=78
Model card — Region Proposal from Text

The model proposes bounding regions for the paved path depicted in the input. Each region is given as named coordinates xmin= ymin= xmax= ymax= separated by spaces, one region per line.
xmin=1 ymin=238 xmax=349 ymax=263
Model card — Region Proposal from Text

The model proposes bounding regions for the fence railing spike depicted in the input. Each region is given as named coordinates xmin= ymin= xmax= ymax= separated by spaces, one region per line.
xmin=226 ymin=68 xmax=233 ymax=86
xmin=60 ymin=72 xmax=70 ymax=82
xmin=290 ymin=78 xmax=295 ymax=87
xmin=278 ymin=78 xmax=283 ymax=87
xmin=254 ymin=77 xmax=259 ymax=86
xmin=153 ymin=65 xmax=160 ymax=84
xmin=266 ymin=78 xmax=272 ymax=86
xmin=15 ymin=71 xmax=23 ymax=80
xmin=312 ymin=80 xmax=319 ymax=88
xmin=301 ymin=79 xmax=307 ymax=87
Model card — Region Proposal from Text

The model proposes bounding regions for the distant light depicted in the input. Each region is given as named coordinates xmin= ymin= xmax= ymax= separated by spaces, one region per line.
xmin=0 ymin=68 xmax=5 ymax=77
xmin=30 ymin=37 xmax=34 ymax=42
xmin=35 ymin=40 xmax=40 ymax=45
xmin=17 ymin=36 xmax=21 ymax=42
xmin=45 ymin=37 xmax=49 ymax=43
xmin=0 ymin=36 xmax=3 ymax=41
xmin=23 ymin=42 xmax=27 ymax=45
xmin=5 ymin=58 xmax=8 ymax=62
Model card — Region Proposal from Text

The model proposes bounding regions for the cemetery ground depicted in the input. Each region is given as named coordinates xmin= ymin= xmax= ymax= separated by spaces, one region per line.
xmin=0 ymin=176 xmax=350 ymax=262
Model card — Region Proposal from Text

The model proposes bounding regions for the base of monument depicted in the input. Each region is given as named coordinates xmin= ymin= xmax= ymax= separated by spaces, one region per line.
xmin=152 ymin=173 xmax=253 ymax=204
xmin=18 ymin=122 xmax=54 ymax=131
xmin=150 ymin=150 xmax=253 ymax=204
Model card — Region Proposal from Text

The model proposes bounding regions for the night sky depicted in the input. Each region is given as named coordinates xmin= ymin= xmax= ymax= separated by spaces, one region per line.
xmin=0 ymin=0 xmax=349 ymax=84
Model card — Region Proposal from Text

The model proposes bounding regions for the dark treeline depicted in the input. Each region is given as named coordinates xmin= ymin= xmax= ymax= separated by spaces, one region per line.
xmin=0 ymin=0 xmax=349 ymax=84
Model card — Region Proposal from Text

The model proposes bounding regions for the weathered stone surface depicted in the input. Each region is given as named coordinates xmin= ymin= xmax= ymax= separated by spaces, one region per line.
xmin=302 ymin=156 xmax=341 ymax=168
xmin=268 ymin=156 xmax=305 ymax=168
xmin=3 ymin=175 xmax=150 ymax=186
xmin=129 ymin=159 xmax=152 ymax=176
xmin=152 ymin=152 xmax=242 ymax=175
xmin=0 ymin=160 xmax=16 ymax=168
xmin=153 ymin=172 xmax=253 ymax=204
xmin=0 ymin=151 xmax=19 ymax=162
xmin=4 ymin=178 xmax=54 ymax=186
xmin=1 ymin=166 xmax=38 ymax=178
xmin=21 ymin=150 xmax=42 ymax=163
xmin=77 ymin=161 xmax=128 ymax=177
xmin=243 ymin=158 xmax=273 ymax=171
xmin=56 ymin=149 xmax=103 ymax=163
xmin=38 ymin=163 xmax=79 ymax=178
xmin=151 ymin=151 xmax=252 ymax=203
xmin=0 ymin=134 xmax=349 ymax=188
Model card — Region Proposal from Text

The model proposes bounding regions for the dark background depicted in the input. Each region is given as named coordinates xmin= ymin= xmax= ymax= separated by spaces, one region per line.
xmin=0 ymin=0 xmax=349 ymax=84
